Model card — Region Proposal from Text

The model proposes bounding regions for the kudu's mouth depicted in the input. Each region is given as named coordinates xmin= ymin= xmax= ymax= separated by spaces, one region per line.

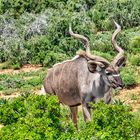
xmin=111 ymin=81 xmax=124 ymax=89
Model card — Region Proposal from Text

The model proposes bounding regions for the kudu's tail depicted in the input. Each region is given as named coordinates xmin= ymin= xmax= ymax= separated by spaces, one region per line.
xmin=39 ymin=85 xmax=46 ymax=95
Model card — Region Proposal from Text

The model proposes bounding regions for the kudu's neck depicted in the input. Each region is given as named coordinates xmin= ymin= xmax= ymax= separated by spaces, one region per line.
xmin=93 ymin=74 xmax=111 ymax=98
xmin=100 ymin=75 xmax=110 ymax=93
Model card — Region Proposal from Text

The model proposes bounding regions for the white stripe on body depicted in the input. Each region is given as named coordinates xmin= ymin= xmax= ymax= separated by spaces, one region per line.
xmin=53 ymin=55 xmax=79 ymax=67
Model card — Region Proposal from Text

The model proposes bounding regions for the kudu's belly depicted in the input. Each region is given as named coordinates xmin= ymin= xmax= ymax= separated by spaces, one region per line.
xmin=44 ymin=77 xmax=81 ymax=106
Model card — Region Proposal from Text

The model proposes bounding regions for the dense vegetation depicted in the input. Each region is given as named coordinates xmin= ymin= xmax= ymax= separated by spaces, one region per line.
xmin=0 ymin=0 xmax=140 ymax=139
xmin=0 ymin=94 xmax=75 ymax=140
xmin=0 ymin=94 xmax=140 ymax=140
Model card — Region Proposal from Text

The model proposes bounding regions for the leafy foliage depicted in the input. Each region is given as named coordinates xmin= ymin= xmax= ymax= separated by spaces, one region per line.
xmin=0 ymin=96 xmax=139 ymax=140
xmin=75 ymin=101 xmax=140 ymax=140
xmin=0 ymin=0 xmax=67 ymax=18
xmin=0 ymin=69 xmax=46 ymax=94
xmin=0 ymin=94 xmax=75 ymax=140
xmin=129 ymin=54 xmax=140 ymax=66
xmin=121 ymin=66 xmax=137 ymax=87
xmin=0 ymin=0 xmax=140 ymax=69
xmin=92 ymin=0 xmax=140 ymax=30
xmin=128 ymin=36 xmax=140 ymax=54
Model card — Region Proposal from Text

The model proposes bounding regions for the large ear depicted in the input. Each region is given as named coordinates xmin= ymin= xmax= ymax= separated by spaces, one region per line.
xmin=88 ymin=61 xmax=105 ymax=73
xmin=88 ymin=62 xmax=97 ymax=72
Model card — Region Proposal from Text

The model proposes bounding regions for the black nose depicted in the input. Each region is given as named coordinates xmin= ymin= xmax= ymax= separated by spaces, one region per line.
xmin=119 ymin=83 xmax=124 ymax=88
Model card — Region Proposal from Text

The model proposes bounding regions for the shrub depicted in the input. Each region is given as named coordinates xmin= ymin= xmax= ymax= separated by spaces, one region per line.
xmin=76 ymin=101 xmax=140 ymax=140
xmin=0 ymin=14 xmax=28 ymax=67
xmin=129 ymin=54 xmax=140 ymax=66
xmin=1 ymin=0 xmax=140 ymax=67
xmin=24 ymin=35 xmax=70 ymax=66
xmin=43 ymin=51 xmax=68 ymax=67
xmin=0 ymin=73 xmax=44 ymax=91
xmin=91 ymin=0 xmax=140 ymax=30
xmin=0 ymin=0 xmax=67 ymax=18
xmin=0 ymin=76 xmax=26 ymax=90
xmin=0 ymin=94 xmax=75 ymax=140
xmin=121 ymin=66 xmax=137 ymax=88
xmin=0 ymin=95 xmax=140 ymax=139
xmin=128 ymin=36 xmax=140 ymax=54
xmin=0 ymin=97 xmax=27 ymax=125
xmin=90 ymin=32 xmax=114 ymax=54
xmin=92 ymin=50 xmax=113 ymax=61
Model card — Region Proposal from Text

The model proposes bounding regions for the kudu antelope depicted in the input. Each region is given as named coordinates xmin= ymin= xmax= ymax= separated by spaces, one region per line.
xmin=42 ymin=21 xmax=126 ymax=128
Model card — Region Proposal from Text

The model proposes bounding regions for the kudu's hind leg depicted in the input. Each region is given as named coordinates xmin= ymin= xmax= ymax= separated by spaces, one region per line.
xmin=82 ymin=104 xmax=91 ymax=122
xmin=69 ymin=106 xmax=78 ymax=129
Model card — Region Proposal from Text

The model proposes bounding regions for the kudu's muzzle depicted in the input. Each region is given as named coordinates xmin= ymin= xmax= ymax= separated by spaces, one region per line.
xmin=111 ymin=74 xmax=124 ymax=89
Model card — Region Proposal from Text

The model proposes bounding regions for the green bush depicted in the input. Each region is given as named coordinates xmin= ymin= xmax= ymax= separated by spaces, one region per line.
xmin=121 ymin=67 xmax=137 ymax=88
xmin=76 ymin=101 xmax=140 ymax=140
xmin=0 ymin=0 xmax=96 ymax=18
xmin=128 ymin=36 xmax=140 ymax=54
xmin=0 ymin=38 xmax=28 ymax=68
xmin=0 ymin=0 xmax=67 ymax=18
xmin=27 ymin=76 xmax=44 ymax=87
xmin=0 ymin=97 xmax=27 ymax=125
xmin=129 ymin=54 xmax=140 ymax=66
xmin=24 ymin=36 xmax=70 ymax=66
xmin=0 ymin=94 xmax=75 ymax=140
xmin=92 ymin=50 xmax=113 ymax=61
xmin=0 ymin=77 xmax=25 ymax=90
xmin=90 ymin=32 xmax=115 ymax=55
xmin=91 ymin=0 xmax=140 ymax=30
xmin=1 ymin=0 xmax=140 ymax=67
xmin=43 ymin=51 xmax=68 ymax=67
xmin=0 ymin=95 xmax=140 ymax=139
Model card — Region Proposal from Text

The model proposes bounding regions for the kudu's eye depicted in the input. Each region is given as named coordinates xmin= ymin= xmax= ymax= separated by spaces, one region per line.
xmin=105 ymin=70 xmax=111 ymax=75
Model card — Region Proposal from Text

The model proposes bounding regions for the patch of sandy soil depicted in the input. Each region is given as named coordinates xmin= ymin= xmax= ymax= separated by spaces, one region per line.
xmin=0 ymin=124 xmax=4 ymax=129
xmin=0 ymin=88 xmax=40 ymax=99
xmin=0 ymin=87 xmax=41 ymax=99
xmin=115 ymin=86 xmax=140 ymax=112
xmin=0 ymin=92 xmax=20 ymax=99
xmin=0 ymin=64 xmax=42 ymax=75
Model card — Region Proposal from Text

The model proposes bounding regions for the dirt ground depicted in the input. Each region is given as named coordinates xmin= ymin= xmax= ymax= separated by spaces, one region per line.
xmin=114 ymin=86 xmax=140 ymax=112
xmin=0 ymin=64 xmax=42 ymax=75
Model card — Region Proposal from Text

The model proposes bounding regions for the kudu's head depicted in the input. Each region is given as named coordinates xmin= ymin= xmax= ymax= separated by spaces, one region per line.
xmin=69 ymin=21 xmax=126 ymax=89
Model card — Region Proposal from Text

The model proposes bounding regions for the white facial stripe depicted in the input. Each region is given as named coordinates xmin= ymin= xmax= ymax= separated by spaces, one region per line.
xmin=113 ymin=74 xmax=120 ymax=77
